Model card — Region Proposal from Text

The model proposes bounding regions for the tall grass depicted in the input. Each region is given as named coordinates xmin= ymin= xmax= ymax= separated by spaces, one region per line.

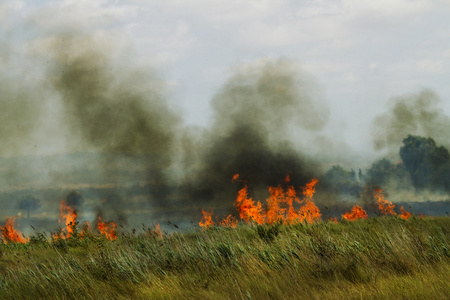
xmin=1 ymin=216 xmax=449 ymax=299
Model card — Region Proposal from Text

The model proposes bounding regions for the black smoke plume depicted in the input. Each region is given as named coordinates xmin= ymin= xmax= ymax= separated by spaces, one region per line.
xmin=42 ymin=31 xmax=182 ymax=207
xmin=180 ymin=59 xmax=329 ymax=213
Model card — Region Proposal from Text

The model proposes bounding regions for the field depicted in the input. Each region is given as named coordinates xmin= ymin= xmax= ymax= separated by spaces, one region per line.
xmin=0 ymin=216 xmax=449 ymax=299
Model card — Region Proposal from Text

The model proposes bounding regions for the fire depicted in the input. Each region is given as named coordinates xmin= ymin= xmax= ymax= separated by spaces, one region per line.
xmin=97 ymin=217 xmax=117 ymax=240
xmin=1 ymin=217 xmax=27 ymax=244
xmin=374 ymin=188 xmax=397 ymax=216
xmin=266 ymin=186 xmax=286 ymax=224
xmin=154 ymin=224 xmax=163 ymax=238
xmin=81 ymin=221 xmax=91 ymax=238
xmin=302 ymin=178 xmax=319 ymax=199
xmin=328 ymin=217 xmax=338 ymax=223
xmin=342 ymin=205 xmax=368 ymax=221
xmin=298 ymin=199 xmax=321 ymax=224
xmin=232 ymin=174 xmax=240 ymax=183
xmin=400 ymin=206 xmax=412 ymax=220
xmin=285 ymin=186 xmax=300 ymax=223
xmin=59 ymin=200 xmax=78 ymax=238
xmin=284 ymin=174 xmax=290 ymax=183
xmin=199 ymin=210 xmax=214 ymax=229
xmin=298 ymin=178 xmax=321 ymax=223
xmin=232 ymin=176 xmax=321 ymax=225
xmin=219 ymin=214 xmax=238 ymax=228
xmin=235 ymin=185 xmax=265 ymax=224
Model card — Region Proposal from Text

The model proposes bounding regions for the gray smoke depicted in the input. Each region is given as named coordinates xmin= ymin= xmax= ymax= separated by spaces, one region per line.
xmin=179 ymin=59 xmax=330 ymax=214
xmin=373 ymin=89 xmax=450 ymax=156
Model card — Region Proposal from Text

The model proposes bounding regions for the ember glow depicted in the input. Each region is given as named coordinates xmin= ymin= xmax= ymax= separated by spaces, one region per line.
xmin=1 ymin=217 xmax=27 ymax=244
xmin=342 ymin=205 xmax=368 ymax=221
xmin=59 ymin=200 xmax=78 ymax=238
xmin=97 ymin=217 xmax=117 ymax=240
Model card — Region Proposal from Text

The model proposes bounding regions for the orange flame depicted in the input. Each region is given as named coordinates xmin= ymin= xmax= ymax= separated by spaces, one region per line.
xmin=219 ymin=214 xmax=238 ymax=228
xmin=284 ymin=174 xmax=290 ymax=183
xmin=233 ymin=177 xmax=321 ymax=225
xmin=328 ymin=217 xmax=338 ymax=223
xmin=235 ymin=185 xmax=264 ymax=224
xmin=1 ymin=217 xmax=27 ymax=244
xmin=298 ymin=178 xmax=321 ymax=223
xmin=97 ymin=217 xmax=117 ymax=240
xmin=59 ymin=200 xmax=78 ymax=238
xmin=374 ymin=188 xmax=397 ymax=216
xmin=298 ymin=199 xmax=322 ymax=224
xmin=285 ymin=186 xmax=300 ymax=223
xmin=154 ymin=224 xmax=163 ymax=238
xmin=302 ymin=178 xmax=319 ymax=199
xmin=199 ymin=210 xmax=214 ymax=229
xmin=400 ymin=206 xmax=412 ymax=220
xmin=80 ymin=221 xmax=91 ymax=238
xmin=266 ymin=186 xmax=286 ymax=224
xmin=232 ymin=174 xmax=240 ymax=183
xmin=342 ymin=205 xmax=368 ymax=221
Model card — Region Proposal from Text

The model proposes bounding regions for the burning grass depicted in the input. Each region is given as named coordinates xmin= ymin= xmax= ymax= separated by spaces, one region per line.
xmin=0 ymin=178 xmax=443 ymax=299
xmin=0 ymin=216 xmax=449 ymax=299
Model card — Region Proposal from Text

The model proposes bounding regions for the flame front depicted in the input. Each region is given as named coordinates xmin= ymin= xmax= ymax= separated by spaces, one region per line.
xmin=59 ymin=200 xmax=78 ymax=238
xmin=400 ymin=206 xmax=412 ymax=220
xmin=235 ymin=185 xmax=264 ymax=224
xmin=97 ymin=217 xmax=117 ymax=240
xmin=232 ymin=177 xmax=321 ymax=225
xmin=374 ymin=188 xmax=397 ymax=216
xmin=1 ymin=217 xmax=26 ymax=244
xmin=342 ymin=205 xmax=368 ymax=221
xmin=199 ymin=210 xmax=214 ymax=229
xmin=298 ymin=178 xmax=321 ymax=223
xmin=219 ymin=214 xmax=238 ymax=228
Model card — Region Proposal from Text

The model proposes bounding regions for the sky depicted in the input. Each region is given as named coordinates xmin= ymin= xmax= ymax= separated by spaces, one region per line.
xmin=2 ymin=0 xmax=450 ymax=163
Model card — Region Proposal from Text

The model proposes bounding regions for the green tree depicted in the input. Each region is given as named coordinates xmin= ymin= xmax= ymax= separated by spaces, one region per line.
xmin=400 ymin=135 xmax=450 ymax=191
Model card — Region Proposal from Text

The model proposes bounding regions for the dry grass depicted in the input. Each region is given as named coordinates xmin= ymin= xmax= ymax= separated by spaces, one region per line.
xmin=1 ymin=216 xmax=449 ymax=299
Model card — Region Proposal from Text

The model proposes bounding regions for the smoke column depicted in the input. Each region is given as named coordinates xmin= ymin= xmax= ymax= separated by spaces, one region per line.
xmin=179 ymin=59 xmax=330 ymax=215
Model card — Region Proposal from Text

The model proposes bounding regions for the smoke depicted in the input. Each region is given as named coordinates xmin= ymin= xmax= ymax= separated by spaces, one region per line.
xmin=180 ymin=59 xmax=330 ymax=212
xmin=372 ymin=89 xmax=450 ymax=157
xmin=0 ymin=2 xmax=183 ymax=224
xmin=43 ymin=32 xmax=180 ymax=156
xmin=39 ymin=31 xmax=182 ymax=206
xmin=1 ymin=1 xmax=449 ymax=227
xmin=64 ymin=191 xmax=83 ymax=209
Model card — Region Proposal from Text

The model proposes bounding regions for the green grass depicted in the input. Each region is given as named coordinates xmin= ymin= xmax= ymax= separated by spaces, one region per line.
xmin=1 ymin=216 xmax=449 ymax=299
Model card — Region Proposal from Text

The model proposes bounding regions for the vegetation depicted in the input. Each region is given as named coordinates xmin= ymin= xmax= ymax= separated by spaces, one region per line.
xmin=0 ymin=217 xmax=449 ymax=299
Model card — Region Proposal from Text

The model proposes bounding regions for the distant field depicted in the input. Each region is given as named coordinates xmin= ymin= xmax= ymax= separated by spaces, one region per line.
xmin=0 ymin=216 xmax=449 ymax=299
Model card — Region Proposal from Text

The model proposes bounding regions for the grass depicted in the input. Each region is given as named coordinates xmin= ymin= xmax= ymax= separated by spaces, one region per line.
xmin=0 ymin=216 xmax=449 ymax=299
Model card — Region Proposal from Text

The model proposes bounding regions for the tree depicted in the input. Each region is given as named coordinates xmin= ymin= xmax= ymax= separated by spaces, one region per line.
xmin=400 ymin=135 xmax=450 ymax=191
